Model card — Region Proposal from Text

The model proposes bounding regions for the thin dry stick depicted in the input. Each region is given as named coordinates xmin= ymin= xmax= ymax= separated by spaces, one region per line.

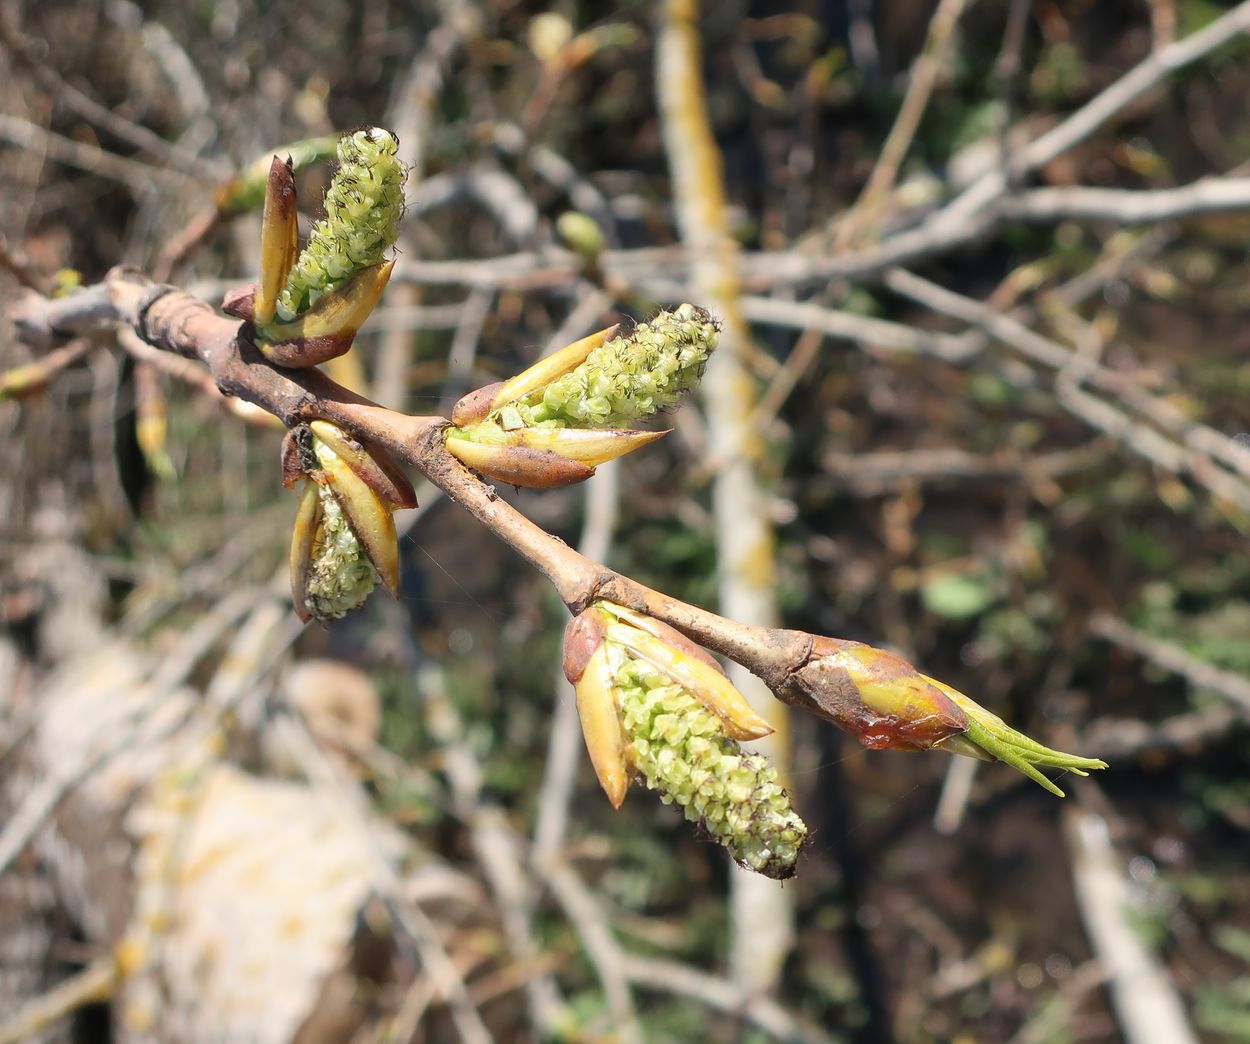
xmin=619 ymin=954 xmax=836 ymax=1044
xmin=1089 ymin=611 xmax=1250 ymax=715
xmin=882 ymin=268 xmax=1250 ymax=511
xmin=998 ymin=177 xmax=1250 ymax=222
xmin=938 ymin=0 xmax=1250 ymax=227
xmin=0 ymin=114 xmax=196 ymax=195
xmin=0 ymin=230 xmax=46 ymax=291
xmin=278 ymin=706 xmax=494 ymax=1044
xmin=377 ymin=171 xmax=1250 ymax=297
xmin=834 ymin=0 xmax=972 ymax=250
xmin=0 ymin=16 xmax=219 ymax=177
xmin=1064 ymin=807 xmax=1198 ymax=1044
xmin=658 ymin=0 xmax=794 ymax=993
xmin=538 ymin=858 xmax=644 ymax=1044
xmin=421 ymin=668 xmax=570 ymax=1037
xmin=1084 ymin=705 xmax=1239 ymax=759
xmin=0 ymin=338 xmax=93 ymax=400
xmin=376 ymin=0 xmax=481 ymax=411
xmin=744 ymin=0 xmax=1250 ymax=288
xmin=0 ymin=955 xmax=118 ymax=1044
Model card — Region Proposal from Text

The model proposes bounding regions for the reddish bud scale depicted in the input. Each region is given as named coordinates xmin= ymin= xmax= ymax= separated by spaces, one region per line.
xmin=444 ymin=437 xmax=595 ymax=488
xmin=563 ymin=610 xmax=608 ymax=683
xmin=307 ymin=420 xmax=417 ymax=509
xmin=786 ymin=637 xmax=969 ymax=751
xmin=599 ymin=604 xmax=724 ymax=676
xmin=451 ymin=382 xmax=506 ymax=427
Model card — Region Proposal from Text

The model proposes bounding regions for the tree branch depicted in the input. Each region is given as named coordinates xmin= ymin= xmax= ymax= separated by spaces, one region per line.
xmin=8 ymin=271 xmax=816 ymax=706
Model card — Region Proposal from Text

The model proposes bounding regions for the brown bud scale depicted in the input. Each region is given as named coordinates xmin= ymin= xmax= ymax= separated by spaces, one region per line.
xmin=563 ymin=611 xmax=607 ymax=683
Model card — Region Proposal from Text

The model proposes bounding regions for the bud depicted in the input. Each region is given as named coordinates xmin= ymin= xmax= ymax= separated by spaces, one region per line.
xmin=286 ymin=421 xmax=408 ymax=622
xmin=784 ymin=637 xmax=969 ymax=751
xmin=778 ymin=634 xmax=1106 ymax=795
xmin=446 ymin=308 xmax=716 ymax=483
xmin=135 ymin=363 xmax=175 ymax=480
xmin=276 ymin=128 xmax=406 ymax=321
xmin=562 ymin=606 xmax=804 ymax=877
xmin=506 ymin=304 xmax=719 ymax=429
xmin=444 ymin=435 xmax=595 ymax=488
xmin=597 ymin=602 xmax=773 ymax=741
xmin=224 ymin=129 xmax=405 ymax=367
xmin=255 ymin=261 xmax=395 ymax=368
xmin=556 ymin=211 xmax=606 ymax=258
xmin=445 ymin=424 xmax=666 ymax=488
xmin=528 ymin=12 xmax=574 ymax=64
xmin=289 ymin=478 xmax=377 ymax=623
xmin=616 ymin=652 xmax=806 ymax=879
xmin=923 ymin=675 xmax=1108 ymax=797
xmin=563 ymin=612 xmax=631 ymax=808
xmin=252 ymin=156 xmax=300 ymax=327
xmin=306 ymin=420 xmax=417 ymax=508
xmin=468 ymin=325 xmax=619 ymax=424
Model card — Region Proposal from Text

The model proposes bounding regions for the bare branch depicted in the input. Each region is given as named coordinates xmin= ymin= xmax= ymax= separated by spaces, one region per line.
xmin=1089 ymin=611 xmax=1250 ymax=716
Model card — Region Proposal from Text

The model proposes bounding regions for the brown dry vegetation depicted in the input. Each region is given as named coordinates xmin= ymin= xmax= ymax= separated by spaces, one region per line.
xmin=4 ymin=1 xmax=1250 ymax=1041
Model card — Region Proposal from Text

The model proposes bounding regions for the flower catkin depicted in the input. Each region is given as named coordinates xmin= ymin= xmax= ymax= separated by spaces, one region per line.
xmin=612 ymin=649 xmax=807 ymax=879
xmin=302 ymin=481 xmax=376 ymax=619
xmin=511 ymin=304 xmax=719 ymax=428
xmin=277 ymin=128 xmax=405 ymax=320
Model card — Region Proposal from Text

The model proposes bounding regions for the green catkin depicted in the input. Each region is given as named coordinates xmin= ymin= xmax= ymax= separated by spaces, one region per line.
xmin=276 ymin=128 xmax=406 ymax=321
xmin=514 ymin=303 xmax=720 ymax=428
xmin=301 ymin=439 xmax=378 ymax=619
xmin=612 ymin=649 xmax=807 ymax=879
xmin=303 ymin=484 xmax=376 ymax=619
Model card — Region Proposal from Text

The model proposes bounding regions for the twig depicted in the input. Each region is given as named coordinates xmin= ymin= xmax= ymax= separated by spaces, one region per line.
xmin=882 ymin=268 xmax=1250 ymax=510
xmin=440 ymin=287 xmax=494 ymax=412
xmin=0 ymin=954 xmax=118 ymax=1044
xmin=538 ymin=858 xmax=643 ymax=1043
xmin=1064 ymin=806 xmax=1198 ymax=1044
xmin=0 ymin=230 xmax=45 ymax=291
xmin=153 ymin=206 xmax=223 ymax=281
xmin=0 ymin=113 xmax=196 ymax=194
xmin=277 ymin=708 xmax=494 ymax=1044
xmin=1089 ymin=611 xmax=1250 ymax=715
xmin=1083 ymin=705 xmax=1240 ymax=758
xmin=2 ymin=270 xmax=909 ymax=762
xmin=0 ymin=719 xmax=142 ymax=879
xmin=938 ymin=0 xmax=1250 ymax=227
xmin=116 ymin=330 xmax=279 ymax=429
xmin=0 ymin=338 xmax=93 ymax=400
xmin=620 ymin=954 xmax=837 ymax=1043
xmin=998 ymin=177 xmax=1250 ymax=223
xmin=933 ymin=755 xmax=980 ymax=835
xmin=992 ymin=0 xmax=1033 ymax=187
xmin=421 ymin=666 xmax=569 ymax=1037
xmin=1005 ymin=960 xmax=1110 ymax=1044
xmin=0 ymin=15 xmax=217 ymax=177
xmin=835 ymin=0 xmax=971 ymax=250
xmin=740 ymin=292 xmax=976 ymax=360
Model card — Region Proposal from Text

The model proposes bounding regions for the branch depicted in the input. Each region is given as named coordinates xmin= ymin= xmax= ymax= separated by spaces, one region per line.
xmin=0 ymin=955 xmax=118 ymax=1044
xmin=8 ymin=270 xmax=815 ymax=701
xmin=1089 ymin=611 xmax=1250 ymax=716
xmin=9 ymin=269 xmax=1104 ymax=801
